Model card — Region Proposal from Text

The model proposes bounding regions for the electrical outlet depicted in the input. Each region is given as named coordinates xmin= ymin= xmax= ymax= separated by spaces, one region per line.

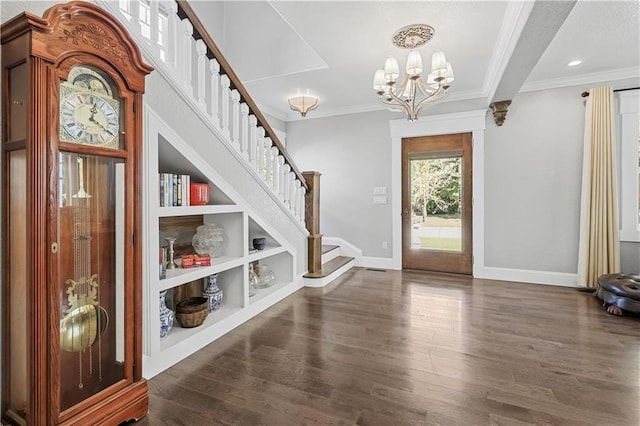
xmin=382 ymin=241 xmax=388 ymax=249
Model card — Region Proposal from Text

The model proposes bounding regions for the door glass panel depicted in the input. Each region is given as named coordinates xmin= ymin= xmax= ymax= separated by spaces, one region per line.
xmin=410 ymin=155 xmax=462 ymax=252
xmin=57 ymin=153 xmax=125 ymax=411
xmin=7 ymin=150 xmax=28 ymax=419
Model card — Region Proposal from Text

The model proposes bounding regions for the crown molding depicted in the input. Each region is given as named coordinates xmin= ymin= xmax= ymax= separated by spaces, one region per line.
xmin=280 ymin=87 xmax=489 ymax=122
xmin=520 ymin=67 xmax=640 ymax=93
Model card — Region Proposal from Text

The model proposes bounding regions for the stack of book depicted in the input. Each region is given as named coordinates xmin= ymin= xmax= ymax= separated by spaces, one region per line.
xmin=159 ymin=173 xmax=191 ymax=207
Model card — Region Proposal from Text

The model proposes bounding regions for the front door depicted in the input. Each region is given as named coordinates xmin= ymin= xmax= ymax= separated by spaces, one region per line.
xmin=402 ymin=133 xmax=472 ymax=274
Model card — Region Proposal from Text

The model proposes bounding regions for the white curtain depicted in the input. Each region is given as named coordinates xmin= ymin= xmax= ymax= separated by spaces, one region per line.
xmin=577 ymin=86 xmax=620 ymax=287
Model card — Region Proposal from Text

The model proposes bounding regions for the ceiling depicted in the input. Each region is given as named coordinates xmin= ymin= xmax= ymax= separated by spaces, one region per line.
xmin=195 ymin=0 xmax=640 ymax=122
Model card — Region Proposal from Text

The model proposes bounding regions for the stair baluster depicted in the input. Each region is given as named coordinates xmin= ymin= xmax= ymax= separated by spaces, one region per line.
xmin=271 ymin=147 xmax=280 ymax=194
xmin=256 ymin=127 xmax=265 ymax=177
xmin=196 ymin=39 xmax=207 ymax=110
xmin=220 ymin=74 xmax=230 ymax=137
xmin=179 ymin=18 xmax=193 ymax=92
xmin=248 ymin=117 xmax=258 ymax=165
xmin=104 ymin=0 xmax=317 ymax=232
xmin=264 ymin=138 xmax=273 ymax=186
xmin=240 ymin=103 xmax=250 ymax=157
xmin=230 ymin=90 xmax=241 ymax=149
xmin=166 ymin=0 xmax=179 ymax=70
xmin=208 ymin=58 xmax=220 ymax=122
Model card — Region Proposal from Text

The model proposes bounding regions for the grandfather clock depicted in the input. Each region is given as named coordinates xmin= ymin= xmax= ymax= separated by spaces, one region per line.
xmin=1 ymin=2 xmax=152 ymax=424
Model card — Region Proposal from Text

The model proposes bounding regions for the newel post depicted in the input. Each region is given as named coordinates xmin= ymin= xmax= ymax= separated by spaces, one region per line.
xmin=303 ymin=171 xmax=322 ymax=274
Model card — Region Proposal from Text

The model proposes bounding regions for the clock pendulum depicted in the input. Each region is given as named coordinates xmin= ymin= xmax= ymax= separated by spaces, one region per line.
xmin=59 ymin=157 xmax=109 ymax=389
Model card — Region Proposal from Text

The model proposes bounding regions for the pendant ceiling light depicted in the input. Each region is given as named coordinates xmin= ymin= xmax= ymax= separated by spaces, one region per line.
xmin=373 ymin=24 xmax=454 ymax=121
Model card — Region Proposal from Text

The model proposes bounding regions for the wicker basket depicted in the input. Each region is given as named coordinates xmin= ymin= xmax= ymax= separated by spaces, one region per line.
xmin=175 ymin=297 xmax=209 ymax=328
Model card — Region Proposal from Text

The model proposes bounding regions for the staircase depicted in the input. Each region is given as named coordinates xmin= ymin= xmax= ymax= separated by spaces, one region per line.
xmin=303 ymin=241 xmax=360 ymax=287
xmin=98 ymin=0 xmax=357 ymax=288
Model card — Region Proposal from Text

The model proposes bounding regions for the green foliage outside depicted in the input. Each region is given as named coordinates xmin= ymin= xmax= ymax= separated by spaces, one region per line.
xmin=411 ymin=158 xmax=461 ymax=219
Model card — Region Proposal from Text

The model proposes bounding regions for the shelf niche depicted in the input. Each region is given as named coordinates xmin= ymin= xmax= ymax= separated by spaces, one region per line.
xmin=144 ymin=107 xmax=299 ymax=379
xmin=158 ymin=134 xmax=234 ymax=206
xmin=248 ymin=215 xmax=281 ymax=254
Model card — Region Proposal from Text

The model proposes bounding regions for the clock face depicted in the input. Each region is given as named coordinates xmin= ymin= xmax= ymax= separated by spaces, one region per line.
xmin=59 ymin=66 xmax=121 ymax=149
xmin=60 ymin=92 xmax=119 ymax=147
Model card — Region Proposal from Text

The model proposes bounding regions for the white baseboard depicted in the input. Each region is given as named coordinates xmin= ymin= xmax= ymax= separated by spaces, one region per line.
xmin=360 ymin=256 xmax=395 ymax=270
xmin=477 ymin=266 xmax=578 ymax=287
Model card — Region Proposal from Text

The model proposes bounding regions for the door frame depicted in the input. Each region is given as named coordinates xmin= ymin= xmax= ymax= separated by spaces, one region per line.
xmin=390 ymin=109 xmax=486 ymax=276
xmin=402 ymin=133 xmax=473 ymax=273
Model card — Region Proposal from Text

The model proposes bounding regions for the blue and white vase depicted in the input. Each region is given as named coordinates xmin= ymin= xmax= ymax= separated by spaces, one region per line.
xmin=159 ymin=290 xmax=174 ymax=339
xmin=203 ymin=274 xmax=223 ymax=312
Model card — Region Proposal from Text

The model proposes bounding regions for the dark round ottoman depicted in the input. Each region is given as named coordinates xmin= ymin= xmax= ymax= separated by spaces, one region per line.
xmin=596 ymin=273 xmax=640 ymax=315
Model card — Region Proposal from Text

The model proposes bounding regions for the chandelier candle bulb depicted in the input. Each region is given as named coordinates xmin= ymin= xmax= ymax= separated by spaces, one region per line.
xmin=384 ymin=57 xmax=400 ymax=82
xmin=431 ymin=51 xmax=448 ymax=78
xmin=406 ymin=51 xmax=423 ymax=76
xmin=445 ymin=63 xmax=455 ymax=85
xmin=373 ymin=69 xmax=386 ymax=92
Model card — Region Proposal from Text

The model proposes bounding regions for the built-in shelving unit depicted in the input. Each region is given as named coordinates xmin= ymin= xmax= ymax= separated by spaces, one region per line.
xmin=143 ymin=108 xmax=302 ymax=378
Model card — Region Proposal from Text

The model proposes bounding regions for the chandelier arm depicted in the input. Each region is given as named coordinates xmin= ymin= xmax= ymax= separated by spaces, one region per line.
xmin=381 ymin=91 xmax=414 ymax=118
xmin=415 ymin=78 xmax=438 ymax=96
xmin=392 ymin=74 xmax=410 ymax=98
xmin=378 ymin=97 xmax=404 ymax=111
xmin=415 ymin=89 xmax=448 ymax=116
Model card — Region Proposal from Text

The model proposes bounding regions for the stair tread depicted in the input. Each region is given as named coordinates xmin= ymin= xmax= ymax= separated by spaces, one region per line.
xmin=321 ymin=244 xmax=340 ymax=254
xmin=304 ymin=256 xmax=355 ymax=279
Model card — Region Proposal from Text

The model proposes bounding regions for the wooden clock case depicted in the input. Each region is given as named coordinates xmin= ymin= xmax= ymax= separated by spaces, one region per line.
xmin=1 ymin=2 xmax=152 ymax=424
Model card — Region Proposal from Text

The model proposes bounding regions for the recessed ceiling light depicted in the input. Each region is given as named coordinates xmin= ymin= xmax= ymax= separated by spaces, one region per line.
xmin=567 ymin=60 xmax=582 ymax=67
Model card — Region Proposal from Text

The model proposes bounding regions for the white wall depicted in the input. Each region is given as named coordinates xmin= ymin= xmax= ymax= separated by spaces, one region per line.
xmin=189 ymin=0 xmax=226 ymax=52
xmin=286 ymin=80 xmax=640 ymax=276
xmin=485 ymin=81 xmax=638 ymax=275
xmin=287 ymin=110 xmax=398 ymax=258
xmin=483 ymin=86 xmax=584 ymax=273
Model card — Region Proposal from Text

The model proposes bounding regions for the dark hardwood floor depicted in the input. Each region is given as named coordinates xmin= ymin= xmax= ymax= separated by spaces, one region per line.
xmin=131 ymin=268 xmax=640 ymax=425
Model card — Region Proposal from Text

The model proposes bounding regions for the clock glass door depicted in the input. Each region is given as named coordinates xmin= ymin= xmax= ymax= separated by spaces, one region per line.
xmin=57 ymin=153 xmax=127 ymax=411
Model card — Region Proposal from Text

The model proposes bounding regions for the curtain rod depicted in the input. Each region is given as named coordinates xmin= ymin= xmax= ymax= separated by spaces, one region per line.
xmin=581 ymin=87 xmax=640 ymax=97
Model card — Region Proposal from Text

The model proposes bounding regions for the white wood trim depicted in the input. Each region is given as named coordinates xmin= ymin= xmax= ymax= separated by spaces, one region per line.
xmin=478 ymin=267 xmax=578 ymax=287
xmin=389 ymin=109 xmax=487 ymax=272
xmin=360 ymin=257 xmax=394 ymax=270
xmin=521 ymin=67 xmax=640 ymax=93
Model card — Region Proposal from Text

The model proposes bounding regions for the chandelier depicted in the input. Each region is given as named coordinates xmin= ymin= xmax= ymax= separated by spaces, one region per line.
xmin=373 ymin=24 xmax=454 ymax=121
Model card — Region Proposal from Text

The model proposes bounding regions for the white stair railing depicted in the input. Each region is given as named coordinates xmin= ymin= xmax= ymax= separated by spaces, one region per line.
xmin=103 ymin=0 xmax=308 ymax=229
